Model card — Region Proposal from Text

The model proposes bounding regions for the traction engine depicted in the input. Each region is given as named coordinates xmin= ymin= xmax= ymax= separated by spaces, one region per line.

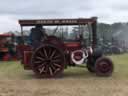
xmin=17 ymin=17 xmax=114 ymax=78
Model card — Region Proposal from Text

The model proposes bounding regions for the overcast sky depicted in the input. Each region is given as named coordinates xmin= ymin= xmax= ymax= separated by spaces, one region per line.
xmin=0 ymin=0 xmax=128 ymax=32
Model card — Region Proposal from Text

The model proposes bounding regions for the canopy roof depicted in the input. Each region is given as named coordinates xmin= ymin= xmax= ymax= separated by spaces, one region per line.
xmin=19 ymin=17 xmax=97 ymax=26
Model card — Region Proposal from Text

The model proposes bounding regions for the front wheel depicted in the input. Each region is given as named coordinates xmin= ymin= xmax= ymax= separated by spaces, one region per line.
xmin=95 ymin=57 xmax=114 ymax=76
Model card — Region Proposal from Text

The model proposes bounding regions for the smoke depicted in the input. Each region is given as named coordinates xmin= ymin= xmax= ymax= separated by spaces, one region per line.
xmin=112 ymin=23 xmax=128 ymax=48
xmin=113 ymin=30 xmax=122 ymax=37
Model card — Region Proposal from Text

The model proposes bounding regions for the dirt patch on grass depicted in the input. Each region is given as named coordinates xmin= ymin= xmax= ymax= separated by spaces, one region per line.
xmin=0 ymin=78 xmax=128 ymax=96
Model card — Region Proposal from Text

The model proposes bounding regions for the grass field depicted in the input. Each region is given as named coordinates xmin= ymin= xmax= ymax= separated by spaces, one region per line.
xmin=0 ymin=54 xmax=128 ymax=96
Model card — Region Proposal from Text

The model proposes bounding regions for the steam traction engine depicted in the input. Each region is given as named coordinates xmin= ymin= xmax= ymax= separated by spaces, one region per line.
xmin=0 ymin=33 xmax=16 ymax=61
xmin=18 ymin=17 xmax=114 ymax=78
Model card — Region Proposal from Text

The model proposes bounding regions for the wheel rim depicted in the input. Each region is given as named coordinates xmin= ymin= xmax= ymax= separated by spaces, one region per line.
xmin=95 ymin=57 xmax=113 ymax=76
xmin=31 ymin=44 xmax=65 ymax=78
xmin=97 ymin=61 xmax=112 ymax=73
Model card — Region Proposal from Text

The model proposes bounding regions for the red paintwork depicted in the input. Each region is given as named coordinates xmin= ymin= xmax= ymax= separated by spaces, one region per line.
xmin=64 ymin=42 xmax=81 ymax=51
xmin=44 ymin=36 xmax=65 ymax=50
xmin=73 ymin=51 xmax=83 ymax=61
xmin=16 ymin=45 xmax=32 ymax=69
xmin=0 ymin=33 xmax=13 ymax=37
xmin=0 ymin=48 xmax=8 ymax=52
xmin=3 ymin=53 xmax=10 ymax=61
xmin=16 ymin=45 xmax=31 ymax=59
xmin=23 ymin=51 xmax=32 ymax=69
xmin=16 ymin=45 xmax=31 ymax=55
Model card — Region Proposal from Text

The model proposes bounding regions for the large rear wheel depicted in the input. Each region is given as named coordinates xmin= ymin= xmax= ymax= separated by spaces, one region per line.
xmin=31 ymin=44 xmax=65 ymax=78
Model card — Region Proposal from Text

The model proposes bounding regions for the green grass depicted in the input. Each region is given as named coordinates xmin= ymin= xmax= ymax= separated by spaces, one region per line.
xmin=0 ymin=61 xmax=31 ymax=79
xmin=0 ymin=53 xmax=128 ymax=79
xmin=109 ymin=54 xmax=128 ymax=78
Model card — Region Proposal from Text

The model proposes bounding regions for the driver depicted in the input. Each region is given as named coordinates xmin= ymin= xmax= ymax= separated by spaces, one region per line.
xmin=29 ymin=25 xmax=47 ymax=48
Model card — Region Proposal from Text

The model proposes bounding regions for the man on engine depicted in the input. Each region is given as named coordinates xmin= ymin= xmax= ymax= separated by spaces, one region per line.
xmin=29 ymin=25 xmax=47 ymax=48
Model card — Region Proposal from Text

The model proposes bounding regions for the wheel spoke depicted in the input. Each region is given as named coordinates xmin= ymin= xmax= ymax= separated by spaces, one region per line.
xmin=34 ymin=61 xmax=42 ymax=64
xmin=36 ymin=56 xmax=45 ymax=61
xmin=53 ymin=63 xmax=61 ymax=68
xmin=51 ymin=64 xmax=56 ymax=70
xmin=52 ymin=59 xmax=61 ymax=63
xmin=50 ymin=50 xmax=56 ymax=59
xmin=39 ymin=51 xmax=45 ymax=57
xmin=54 ymin=68 xmax=60 ymax=74
xmin=43 ymin=48 xmax=48 ymax=58
xmin=49 ymin=67 xmax=53 ymax=76
xmin=38 ymin=62 xmax=46 ymax=68
xmin=48 ymin=48 xmax=52 ymax=57
xmin=39 ymin=66 xmax=45 ymax=74
xmin=53 ymin=54 xmax=61 ymax=59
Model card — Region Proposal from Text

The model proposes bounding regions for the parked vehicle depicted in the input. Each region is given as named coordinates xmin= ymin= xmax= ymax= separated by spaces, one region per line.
xmin=17 ymin=17 xmax=114 ymax=78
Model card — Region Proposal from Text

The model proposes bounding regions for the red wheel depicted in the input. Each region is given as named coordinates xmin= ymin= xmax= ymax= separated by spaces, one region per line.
xmin=95 ymin=57 xmax=114 ymax=76
xmin=31 ymin=44 xmax=65 ymax=78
